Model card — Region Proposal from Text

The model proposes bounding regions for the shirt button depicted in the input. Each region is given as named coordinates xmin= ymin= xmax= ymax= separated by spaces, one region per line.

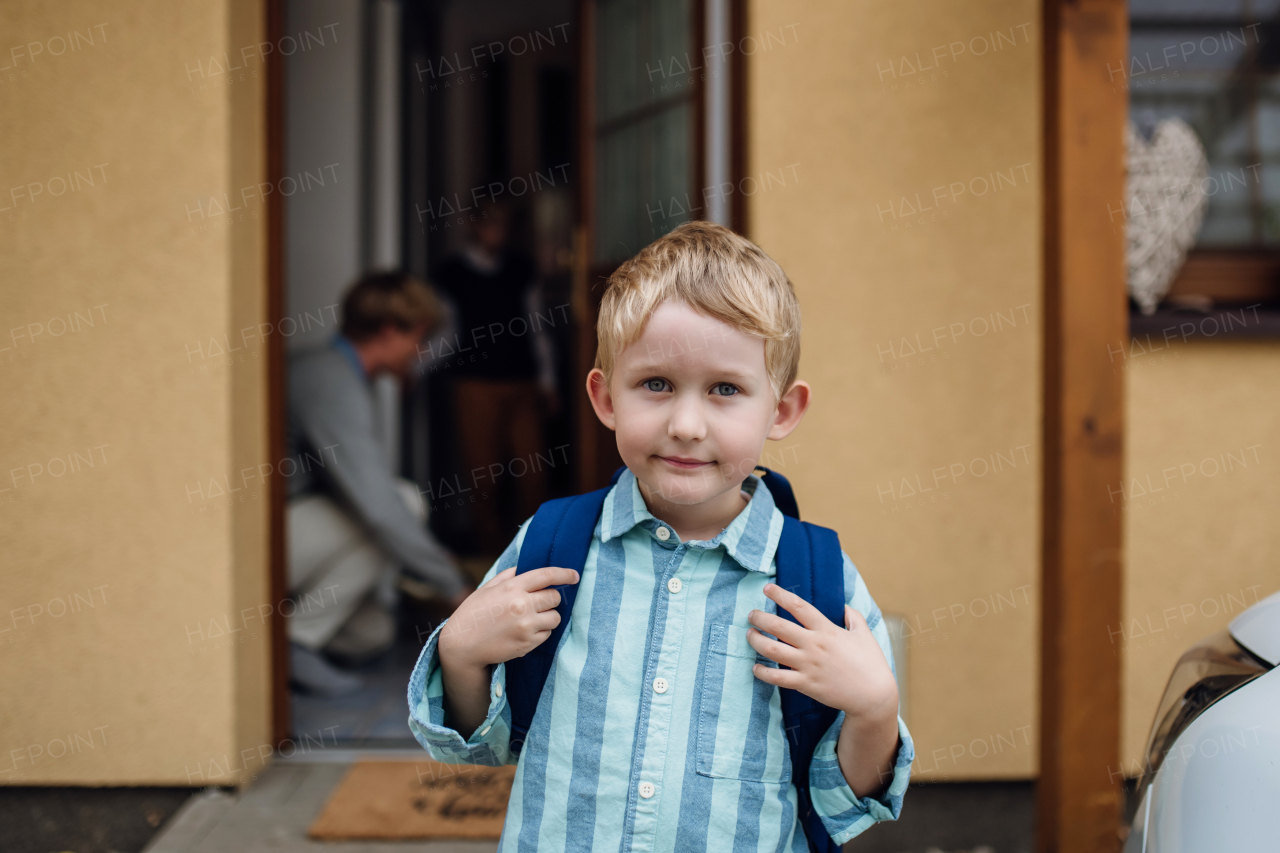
xmin=639 ymin=781 xmax=655 ymax=798
xmin=655 ymin=526 xmax=671 ymax=541
xmin=653 ymin=677 xmax=668 ymax=694
xmin=667 ymin=577 xmax=682 ymax=594
xmin=480 ymin=725 xmax=491 ymax=736
xmin=495 ymin=683 xmax=502 ymax=698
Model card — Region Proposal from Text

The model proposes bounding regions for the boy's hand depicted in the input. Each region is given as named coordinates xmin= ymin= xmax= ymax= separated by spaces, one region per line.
xmin=745 ymin=582 xmax=899 ymax=723
xmin=438 ymin=565 xmax=580 ymax=673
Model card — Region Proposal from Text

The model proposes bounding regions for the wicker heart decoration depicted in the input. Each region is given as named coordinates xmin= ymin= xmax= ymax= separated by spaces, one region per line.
xmin=1125 ymin=118 xmax=1209 ymax=315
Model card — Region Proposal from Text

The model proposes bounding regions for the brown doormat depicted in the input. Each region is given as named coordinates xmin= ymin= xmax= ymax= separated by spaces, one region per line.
xmin=308 ymin=760 xmax=514 ymax=840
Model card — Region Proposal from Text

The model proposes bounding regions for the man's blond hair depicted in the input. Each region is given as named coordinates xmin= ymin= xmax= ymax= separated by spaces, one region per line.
xmin=595 ymin=220 xmax=801 ymax=400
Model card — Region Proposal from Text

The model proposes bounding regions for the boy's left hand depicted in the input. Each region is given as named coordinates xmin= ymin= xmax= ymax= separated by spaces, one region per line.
xmin=745 ymin=582 xmax=899 ymax=723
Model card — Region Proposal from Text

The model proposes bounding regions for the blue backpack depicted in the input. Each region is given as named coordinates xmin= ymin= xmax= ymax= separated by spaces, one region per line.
xmin=506 ymin=466 xmax=845 ymax=853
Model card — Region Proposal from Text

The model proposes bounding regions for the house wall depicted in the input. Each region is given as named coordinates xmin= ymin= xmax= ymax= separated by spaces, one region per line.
xmin=0 ymin=0 xmax=271 ymax=785
xmin=1122 ymin=340 xmax=1280 ymax=770
xmin=749 ymin=0 xmax=1280 ymax=783
xmin=748 ymin=0 xmax=1042 ymax=779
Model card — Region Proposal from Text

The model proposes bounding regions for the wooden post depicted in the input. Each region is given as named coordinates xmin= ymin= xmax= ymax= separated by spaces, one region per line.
xmin=1039 ymin=2 xmax=1128 ymax=851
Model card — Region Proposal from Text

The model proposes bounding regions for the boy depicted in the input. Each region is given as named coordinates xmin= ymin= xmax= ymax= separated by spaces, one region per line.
xmin=408 ymin=222 xmax=914 ymax=850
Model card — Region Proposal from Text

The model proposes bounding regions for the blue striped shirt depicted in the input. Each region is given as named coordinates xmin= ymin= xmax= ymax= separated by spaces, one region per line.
xmin=407 ymin=468 xmax=914 ymax=851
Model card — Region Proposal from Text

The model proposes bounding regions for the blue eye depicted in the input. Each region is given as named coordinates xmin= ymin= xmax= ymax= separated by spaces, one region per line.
xmin=712 ymin=383 xmax=738 ymax=396
xmin=643 ymin=378 xmax=669 ymax=392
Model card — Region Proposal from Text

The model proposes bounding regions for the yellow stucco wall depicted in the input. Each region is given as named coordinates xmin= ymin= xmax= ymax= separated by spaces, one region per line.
xmin=1121 ymin=340 xmax=1280 ymax=772
xmin=748 ymin=0 xmax=1042 ymax=779
xmin=0 ymin=0 xmax=271 ymax=785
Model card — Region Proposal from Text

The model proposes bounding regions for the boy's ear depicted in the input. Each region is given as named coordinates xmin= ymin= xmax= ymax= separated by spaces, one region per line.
xmin=767 ymin=379 xmax=811 ymax=441
xmin=585 ymin=368 xmax=617 ymax=431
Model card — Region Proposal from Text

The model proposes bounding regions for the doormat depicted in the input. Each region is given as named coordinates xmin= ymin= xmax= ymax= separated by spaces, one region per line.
xmin=308 ymin=759 xmax=514 ymax=840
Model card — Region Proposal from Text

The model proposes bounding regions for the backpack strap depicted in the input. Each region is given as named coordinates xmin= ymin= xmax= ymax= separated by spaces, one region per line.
xmin=505 ymin=467 xmax=625 ymax=756
xmin=769 ymin=465 xmax=846 ymax=853
xmin=757 ymin=465 xmax=801 ymax=520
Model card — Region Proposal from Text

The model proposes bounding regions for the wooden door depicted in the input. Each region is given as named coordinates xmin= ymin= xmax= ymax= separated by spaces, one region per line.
xmin=574 ymin=0 xmax=705 ymax=490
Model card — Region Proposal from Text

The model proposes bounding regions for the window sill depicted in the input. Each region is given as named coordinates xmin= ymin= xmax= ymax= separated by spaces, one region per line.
xmin=1128 ymin=303 xmax=1280 ymax=342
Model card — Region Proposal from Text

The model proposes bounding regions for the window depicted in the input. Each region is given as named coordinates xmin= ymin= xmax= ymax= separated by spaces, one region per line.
xmin=1127 ymin=0 xmax=1280 ymax=314
xmin=1129 ymin=1 xmax=1279 ymax=246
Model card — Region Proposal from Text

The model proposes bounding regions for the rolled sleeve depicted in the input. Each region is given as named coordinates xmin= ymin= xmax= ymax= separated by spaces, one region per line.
xmin=810 ymin=711 xmax=914 ymax=845
xmin=407 ymin=618 xmax=514 ymax=766
xmin=809 ymin=552 xmax=915 ymax=845
xmin=406 ymin=521 xmax=530 ymax=767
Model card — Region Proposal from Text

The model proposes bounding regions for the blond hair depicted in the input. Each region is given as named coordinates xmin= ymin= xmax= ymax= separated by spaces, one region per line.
xmin=594 ymin=221 xmax=801 ymax=399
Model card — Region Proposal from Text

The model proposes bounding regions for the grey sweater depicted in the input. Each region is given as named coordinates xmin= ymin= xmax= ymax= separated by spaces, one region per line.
xmin=287 ymin=343 xmax=466 ymax=598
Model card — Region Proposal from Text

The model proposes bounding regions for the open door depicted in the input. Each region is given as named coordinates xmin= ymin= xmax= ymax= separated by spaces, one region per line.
xmin=575 ymin=0 xmax=740 ymax=490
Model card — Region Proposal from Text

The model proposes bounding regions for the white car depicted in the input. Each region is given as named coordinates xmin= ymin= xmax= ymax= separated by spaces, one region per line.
xmin=1124 ymin=590 xmax=1280 ymax=852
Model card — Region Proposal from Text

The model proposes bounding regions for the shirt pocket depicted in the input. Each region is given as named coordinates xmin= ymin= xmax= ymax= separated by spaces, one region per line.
xmin=695 ymin=622 xmax=792 ymax=784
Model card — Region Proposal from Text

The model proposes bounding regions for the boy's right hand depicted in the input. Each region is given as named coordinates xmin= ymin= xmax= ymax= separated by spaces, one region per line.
xmin=437 ymin=566 xmax=580 ymax=673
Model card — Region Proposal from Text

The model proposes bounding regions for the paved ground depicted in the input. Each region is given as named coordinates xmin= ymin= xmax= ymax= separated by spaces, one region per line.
xmin=142 ymin=756 xmax=497 ymax=853
xmin=1 ymin=785 xmax=194 ymax=853
xmin=136 ymin=753 xmax=1034 ymax=853
xmin=848 ymin=781 xmax=1033 ymax=853
xmin=2 ymin=769 xmax=1039 ymax=853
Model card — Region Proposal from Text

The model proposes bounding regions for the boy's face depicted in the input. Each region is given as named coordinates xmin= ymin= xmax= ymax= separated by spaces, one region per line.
xmin=587 ymin=300 xmax=810 ymax=513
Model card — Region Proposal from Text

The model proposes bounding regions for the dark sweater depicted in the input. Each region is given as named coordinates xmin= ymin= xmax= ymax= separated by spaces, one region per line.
xmin=431 ymin=249 xmax=539 ymax=380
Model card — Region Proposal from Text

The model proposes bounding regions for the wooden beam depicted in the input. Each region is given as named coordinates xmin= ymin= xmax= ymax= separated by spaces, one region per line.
xmin=1039 ymin=2 xmax=1128 ymax=852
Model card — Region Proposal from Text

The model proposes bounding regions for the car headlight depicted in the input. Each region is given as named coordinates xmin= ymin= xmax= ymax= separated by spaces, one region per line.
xmin=1135 ymin=628 xmax=1271 ymax=796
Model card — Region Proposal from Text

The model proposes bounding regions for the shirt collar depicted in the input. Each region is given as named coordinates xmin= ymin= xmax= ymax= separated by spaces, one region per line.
xmin=332 ymin=334 xmax=369 ymax=383
xmin=600 ymin=467 xmax=784 ymax=575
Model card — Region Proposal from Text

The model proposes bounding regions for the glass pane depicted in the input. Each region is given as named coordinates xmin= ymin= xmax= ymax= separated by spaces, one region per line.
xmin=594 ymin=0 xmax=694 ymax=264
xmin=1128 ymin=8 xmax=1280 ymax=246
xmin=650 ymin=0 xmax=692 ymax=95
xmin=597 ymin=0 xmax=691 ymax=124
xmin=598 ymin=0 xmax=642 ymax=124
xmin=596 ymin=123 xmax=642 ymax=261
xmin=595 ymin=102 xmax=692 ymax=263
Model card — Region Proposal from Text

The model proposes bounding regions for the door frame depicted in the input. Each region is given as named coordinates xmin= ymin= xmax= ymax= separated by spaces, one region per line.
xmin=265 ymin=0 xmax=290 ymax=747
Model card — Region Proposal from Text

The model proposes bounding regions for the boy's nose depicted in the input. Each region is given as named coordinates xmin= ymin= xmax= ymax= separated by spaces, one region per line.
xmin=667 ymin=394 xmax=707 ymax=441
